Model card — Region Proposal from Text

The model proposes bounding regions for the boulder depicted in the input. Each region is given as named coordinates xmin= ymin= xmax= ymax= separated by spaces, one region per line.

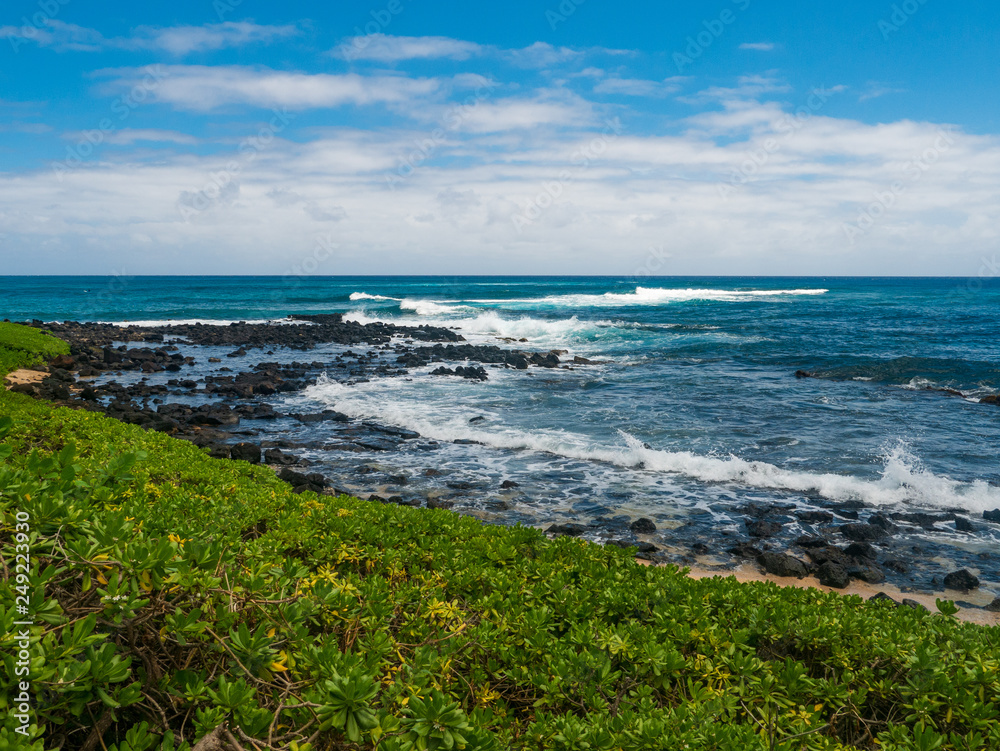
xmin=848 ymin=566 xmax=886 ymax=584
xmin=817 ymin=561 xmax=850 ymax=589
xmin=943 ymin=569 xmax=980 ymax=592
xmin=547 ymin=523 xmax=588 ymax=537
xmin=840 ymin=523 xmax=888 ymax=542
xmin=746 ymin=519 xmax=783 ymax=538
xmin=983 ymin=509 xmax=1000 ymax=524
xmin=985 ymin=597 xmax=1000 ymax=613
xmin=500 ymin=479 xmax=519 ymax=489
xmin=230 ymin=443 xmax=261 ymax=464
xmin=796 ymin=511 xmax=834 ymax=524
xmin=869 ymin=592 xmax=898 ymax=606
xmin=758 ymin=552 xmax=808 ymax=579
xmin=630 ymin=517 xmax=657 ymax=534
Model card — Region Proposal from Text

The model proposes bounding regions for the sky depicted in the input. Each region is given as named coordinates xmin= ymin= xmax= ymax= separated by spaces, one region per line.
xmin=1 ymin=0 xmax=998 ymax=276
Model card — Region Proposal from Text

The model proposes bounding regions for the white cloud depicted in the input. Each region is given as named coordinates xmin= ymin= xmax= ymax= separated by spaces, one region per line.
xmin=740 ymin=42 xmax=776 ymax=51
xmin=4 ymin=101 xmax=997 ymax=275
xmin=1 ymin=19 xmax=105 ymax=52
xmin=103 ymin=129 xmax=200 ymax=145
xmin=130 ymin=22 xmax=299 ymax=55
xmin=593 ymin=77 xmax=683 ymax=97
xmin=104 ymin=66 xmax=441 ymax=111
xmin=1 ymin=19 xmax=297 ymax=54
xmin=337 ymin=33 xmax=482 ymax=62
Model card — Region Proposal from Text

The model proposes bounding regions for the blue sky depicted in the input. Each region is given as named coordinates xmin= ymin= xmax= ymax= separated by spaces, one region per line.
xmin=2 ymin=0 xmax=998 ymax=275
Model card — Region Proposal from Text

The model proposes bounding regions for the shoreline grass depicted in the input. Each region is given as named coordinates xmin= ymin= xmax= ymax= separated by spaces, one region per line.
xmin=2 ymin=323 xmax=998 ymax=750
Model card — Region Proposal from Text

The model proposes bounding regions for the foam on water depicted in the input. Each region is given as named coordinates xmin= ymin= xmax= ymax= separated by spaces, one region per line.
xmin=303 ymin=375 xmax=1000 ymax=514
xmin=349 ymin=292 xmax=400 ymax=302
xmin=469 ymin=286 xmax=830 ymax=308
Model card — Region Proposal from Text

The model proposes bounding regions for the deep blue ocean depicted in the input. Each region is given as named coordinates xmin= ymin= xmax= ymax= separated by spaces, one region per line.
xmin=4 ymin=276 xmax=1000 ymax=578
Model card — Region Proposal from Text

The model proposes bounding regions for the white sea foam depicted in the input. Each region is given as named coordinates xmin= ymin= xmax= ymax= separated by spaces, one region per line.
xmin=303 ymin=375 xmax=1000 ymax=514
xmin=349 ymin=292 xmax=400 ymax=302
xmin=469 ymin=286 xmax=829 ymax=308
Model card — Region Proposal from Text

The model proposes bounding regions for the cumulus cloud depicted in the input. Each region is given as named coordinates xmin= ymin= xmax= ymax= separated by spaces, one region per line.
xmin=1 ymin=19 xmax=297 ymax=54
xmin=337 ymin=34 xmax=482 ymax=62
xmin=102 ymin=66 xmax=441 ymax=111
xmin=593 ymin=77 xmax=683 ymax=97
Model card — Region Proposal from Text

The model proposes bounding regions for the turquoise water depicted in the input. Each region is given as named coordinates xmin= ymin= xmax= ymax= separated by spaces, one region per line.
xmin=4 ymin=276 xmax=1000 ymax=561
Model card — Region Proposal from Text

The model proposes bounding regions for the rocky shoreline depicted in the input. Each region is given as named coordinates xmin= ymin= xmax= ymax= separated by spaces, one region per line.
xmin=7 ymin=318 xmax=1000 ymax=614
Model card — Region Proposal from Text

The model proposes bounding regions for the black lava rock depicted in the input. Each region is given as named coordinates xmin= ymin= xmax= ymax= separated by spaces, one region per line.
xmin=630 ymin=517 xmax=657 ymax=534
xmin=840 ymin=523 xmax=888 ymax=542
xmin=943 ymin=569 xmax=980 ymax=592
xmin=230 ymin=442 xmax=261 ymax=464
xmin=547 ymin=523 xmax=588 ymax=537
xmin=746 ymin=519 xmax=783 ymax=538
xmin=758 ymin=552 xmax=808 ymax=579
xmin=817 ymin=562 xmax=850 ymax=589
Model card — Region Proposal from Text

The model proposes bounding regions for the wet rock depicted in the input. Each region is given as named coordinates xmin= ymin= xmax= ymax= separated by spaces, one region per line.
xmin=985 ymin=597 xmax=1000 ymax=613
xmin=427 ymin=498 xmax=455 ymax=510
xmin=500 ymin=479 xmax=519 ymax=489
xmin=868 ymin=513 xmax=896 ymax=532
xmin=794 ymin=370 xmax=815 ymax=378
xmin=230 ymin=442 xmax=261 ymax=464
xmin=430 ymin=365 xmax=489 ymax=381
xmin=983 ymin=509 xmax=1000 ymax=524
xmin=954 ymin=516 xmax=976 ymax=533
xmin=727 ymin=542 xmax=763 ymax=559
xmin=793 ymin=536 xmax=828 ymax=549
xmin=264 ymin=448 xmax=298 ymax=466
xmin=388 ymin=474 xmax=409 ymax=485
xmin=809 ymin=545 xmax=852 ymax=568
xmin=424 ymin=468 xmax=443 ymax=477
xmin=943 ymin=569 xmax=980 ymax=592
xmin=293 ymin=410 xmax=350 ymax=423
xmin=817 ymin=562 xmax=850 ymax=589
xmin=844 ymin=542 xmax=878 ymax=561
xmin=630 ymin=517 xmax=657 ymax=534
xmin=547 ymin=523 xmax=588 ymax=537
xmin=882 ymin=558 xmax=910 ymax=574
xmin=840 ymin=523 xmax=888 ymax=542
xmin=849 ymin=566 xmax=886 ymax=584
xmin=758 ymin=552 xmax=808 ymax=579
xmin=746 ymin=519 xmax=783 ymax=538
xmin=796 ymin=511 xmax=834 ymax=524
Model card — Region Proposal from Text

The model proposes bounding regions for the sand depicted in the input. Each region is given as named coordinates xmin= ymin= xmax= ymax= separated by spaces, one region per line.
xmin=4 ymin=368 xmax=46 ymax=387
xmin=636 ymin=560 xmax=999 ymax=626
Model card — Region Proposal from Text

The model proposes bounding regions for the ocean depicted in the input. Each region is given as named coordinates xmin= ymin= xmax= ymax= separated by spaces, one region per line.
xmin=5 ymin=276 xmax=1000 ymax=586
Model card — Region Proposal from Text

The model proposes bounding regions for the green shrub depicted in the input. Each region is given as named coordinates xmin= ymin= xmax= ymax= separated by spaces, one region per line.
xmin=0 ymin=322 xmax=69 ymax=376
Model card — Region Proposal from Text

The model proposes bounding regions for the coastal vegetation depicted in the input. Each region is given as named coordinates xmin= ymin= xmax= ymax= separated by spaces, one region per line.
xmin=1 ymin=323 xmax=999 ymax=750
